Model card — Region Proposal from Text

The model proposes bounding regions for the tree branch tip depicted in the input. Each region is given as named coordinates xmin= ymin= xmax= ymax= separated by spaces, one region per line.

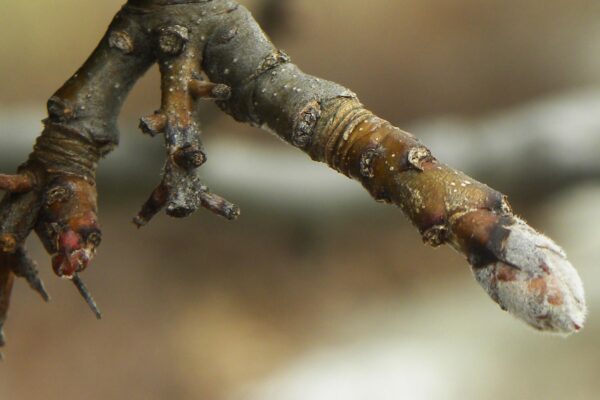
xmin=139 ymin=113 xmax=167 ymax=137
xmin=134 ymin=183 xmax=169 ymax=227
xmin=40 ymin=290 xmax=51 ymax=303
xmin=211 ymin=204 xmax=241 ymax=221
xmin=0 ymin=173 xmax=35 ymax=193
xmin=71 ymin=275 xmax=102 ymax=320
xmin=199 ymin=191 xmax=241 ymax=220
xmin=132 ymin=216 xmax=149 ymax=229
xmin=473 ymin=218 xmax=586 ymax=334
xmin=15 ymin=264 xmax=51 ymax=302
xmin=30 ymin=279 xmax=51 ymax=303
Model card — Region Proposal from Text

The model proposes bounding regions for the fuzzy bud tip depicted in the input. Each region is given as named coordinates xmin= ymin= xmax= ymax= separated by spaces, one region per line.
xmin=472 ymin=218 xmax=586 ymax=335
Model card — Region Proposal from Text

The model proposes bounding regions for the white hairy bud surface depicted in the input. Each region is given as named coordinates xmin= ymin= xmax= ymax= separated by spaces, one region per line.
xmin=472 ymin=218 xmax=586 ymax=334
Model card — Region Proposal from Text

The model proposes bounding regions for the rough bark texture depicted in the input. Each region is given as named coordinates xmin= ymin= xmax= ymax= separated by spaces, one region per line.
xmin=0 ymin=0 xmax=586 ymax=352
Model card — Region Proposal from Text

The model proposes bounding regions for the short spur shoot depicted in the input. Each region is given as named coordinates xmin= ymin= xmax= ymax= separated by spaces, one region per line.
xmin=0 ymin=0 xmax=586 ymax=352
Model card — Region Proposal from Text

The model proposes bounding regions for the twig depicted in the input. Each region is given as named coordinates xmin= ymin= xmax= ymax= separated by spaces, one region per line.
xmin=0 ymin=0 xmax=586 ymax=350
xmin=72 ymin=274 xmax=102 ymax=320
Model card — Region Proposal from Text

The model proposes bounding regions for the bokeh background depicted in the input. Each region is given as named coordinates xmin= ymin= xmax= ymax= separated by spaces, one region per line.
xmin=1 ymin=1 xmax=600 ymax=399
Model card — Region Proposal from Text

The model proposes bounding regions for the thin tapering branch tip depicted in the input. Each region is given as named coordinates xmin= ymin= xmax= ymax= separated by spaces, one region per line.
xmin=199 ymin=191 xmax=240 ymax=220
xmin=71 ymin=275 xmax=102 ymax=320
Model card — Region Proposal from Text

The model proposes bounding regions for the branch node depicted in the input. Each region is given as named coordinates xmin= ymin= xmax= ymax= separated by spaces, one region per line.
xmin=45 ymin=186 xmax=72 ymax=206
xmin=253 ymin=50 xmax=290 ymax=79
xmin=407 ymin=146 xmax=433 ymax=171
xmin=158 ymin=25 xmax=189 ymax=56
xmin=172 ymin=145 xmax=207 ymax=170
xmin=292 ymin=101 xmax=321 ymax=148
xmin=359 ymin=149 xmax=379 ymax=179
xmin=108 ymin=30 xmax=134 ymax=54
xmin=216 ymin=26 xmax=238 ymax=44
xmin=0 ymin=235 xmax=17 ymax=255
xmin=189 ymin=79 xmax=231 ymax=100
xmin=422 ymin=225 xmax=448 ymax=247
xmin=47 ymin=96 xmax=75 ymax=122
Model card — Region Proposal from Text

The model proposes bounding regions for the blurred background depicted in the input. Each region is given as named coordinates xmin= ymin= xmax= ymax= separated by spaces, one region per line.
xmin=1 ymin=0 xmax=600 ymax=399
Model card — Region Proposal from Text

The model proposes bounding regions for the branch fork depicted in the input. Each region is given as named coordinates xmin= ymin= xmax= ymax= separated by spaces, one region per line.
xmin=134 ymin=22 xmax=239 ymax=227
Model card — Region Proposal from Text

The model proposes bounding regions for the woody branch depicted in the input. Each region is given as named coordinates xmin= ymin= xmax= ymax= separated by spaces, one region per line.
xmin=0 ymin=0 xmax=586 ymax=351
